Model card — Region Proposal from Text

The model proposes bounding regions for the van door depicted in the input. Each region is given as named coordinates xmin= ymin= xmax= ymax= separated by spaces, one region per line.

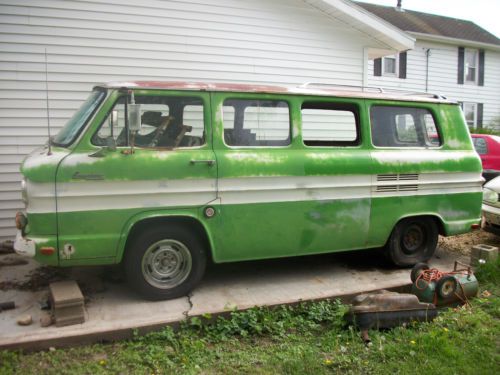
xmin=211 ymin=93 xmax=371 ymax=262
xmin=55 ymin=91 xmax=216 ymax=264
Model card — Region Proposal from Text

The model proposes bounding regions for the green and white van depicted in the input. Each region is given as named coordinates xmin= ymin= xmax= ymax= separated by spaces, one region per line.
xmin=14 ymin=82 xmax=483 ymax=300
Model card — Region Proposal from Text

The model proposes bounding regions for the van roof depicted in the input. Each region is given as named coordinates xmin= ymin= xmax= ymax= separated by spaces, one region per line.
xmin=97 ymin=81 xmax=456 ymax=104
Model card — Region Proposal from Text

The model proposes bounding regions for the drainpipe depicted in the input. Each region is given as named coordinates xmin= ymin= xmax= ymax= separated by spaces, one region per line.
xmin=425 ymin=48 xmax=431 ymax=92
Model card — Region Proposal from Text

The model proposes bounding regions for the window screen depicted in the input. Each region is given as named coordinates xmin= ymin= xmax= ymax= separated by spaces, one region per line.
xmin=301 ymin=102 xmax=359 ymax=146
xmin=370 ymin=106 xmax=441 ymax=147
xmin=223 ymin=99 xmax=290 ymax=146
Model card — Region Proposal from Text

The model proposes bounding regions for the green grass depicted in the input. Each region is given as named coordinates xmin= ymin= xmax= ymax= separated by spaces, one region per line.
xmin=1 ymin=260 xmax=499 ymax=375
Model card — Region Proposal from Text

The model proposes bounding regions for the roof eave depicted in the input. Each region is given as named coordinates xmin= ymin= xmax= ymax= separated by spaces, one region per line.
xmin=304 ymin=0 xmax=415 ymax=52
xmin=308 ymin=0 xmax=415 ymax=51
xmin=408 ymin=31 xmax=500 ymax=51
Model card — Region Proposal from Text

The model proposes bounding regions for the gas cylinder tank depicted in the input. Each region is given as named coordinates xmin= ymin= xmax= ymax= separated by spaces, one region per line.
xmin=410 ymin=262 xmax=478 ymax=306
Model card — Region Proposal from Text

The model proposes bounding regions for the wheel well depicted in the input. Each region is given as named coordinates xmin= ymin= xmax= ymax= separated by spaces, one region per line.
xmin=397 ymin=215 xmax=445 ymax=236
xmin=124 ymin=216 xmax=213 ymax=262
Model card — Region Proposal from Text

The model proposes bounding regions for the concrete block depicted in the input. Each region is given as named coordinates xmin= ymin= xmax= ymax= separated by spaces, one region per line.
xmin=471 ymin=244 xmax=498 ymax=266
xmin=49 ymin=280 xmax=85 ymax=327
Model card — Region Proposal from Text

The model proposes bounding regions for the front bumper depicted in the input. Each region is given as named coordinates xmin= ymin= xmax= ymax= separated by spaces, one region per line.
xmin=13 ymin=230 xmax=36 ymax=257
xmin=482 ymin=203 xmax=500 ymax=235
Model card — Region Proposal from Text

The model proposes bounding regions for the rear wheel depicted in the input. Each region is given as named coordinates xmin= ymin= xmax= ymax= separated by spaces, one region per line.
xmin=124 ymin=225 xmax=207 ymax=301
xmin=385 ymin=217 xmax=438 ymax=267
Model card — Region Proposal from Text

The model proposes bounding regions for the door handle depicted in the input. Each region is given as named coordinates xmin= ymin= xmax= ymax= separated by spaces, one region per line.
xmin=190 ymin=159 xmax=216 ymax=166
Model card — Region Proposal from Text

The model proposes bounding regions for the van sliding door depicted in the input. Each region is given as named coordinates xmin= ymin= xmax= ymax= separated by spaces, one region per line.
xmin=211 ymin=94 xmax=371 ymax=262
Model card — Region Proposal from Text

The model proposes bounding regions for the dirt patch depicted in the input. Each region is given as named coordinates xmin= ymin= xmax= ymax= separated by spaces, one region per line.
xmin=438 ymin=230 xmax=500 ymax=256
xmin=0 ymin=266 xmax=68 ymax=292
xmin=0 ymin=256 xmax=29 ymax=267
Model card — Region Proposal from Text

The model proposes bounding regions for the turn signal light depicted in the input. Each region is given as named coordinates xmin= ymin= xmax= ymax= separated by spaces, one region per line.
xmin=15 ymin=212 xmax=27 ymax=230
xmin=471 ymin=224 xmax=481 ymax=230
xmin=40 ymin=247 xmax=55 ymax=255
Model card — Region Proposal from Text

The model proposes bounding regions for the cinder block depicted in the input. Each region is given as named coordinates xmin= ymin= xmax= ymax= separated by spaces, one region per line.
xmin=49 ymin=280 xmax=85 ymax=327
xmin=471 ymin=244 xmax=498 ymax=266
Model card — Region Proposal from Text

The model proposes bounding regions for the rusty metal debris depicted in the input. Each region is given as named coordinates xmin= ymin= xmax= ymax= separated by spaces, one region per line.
xmin=346 ymin=290 xmax=437 ymax=343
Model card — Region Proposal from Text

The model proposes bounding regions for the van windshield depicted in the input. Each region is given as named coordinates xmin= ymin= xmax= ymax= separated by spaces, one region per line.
xmin=52 ymin=88 xmax=106 ymax=147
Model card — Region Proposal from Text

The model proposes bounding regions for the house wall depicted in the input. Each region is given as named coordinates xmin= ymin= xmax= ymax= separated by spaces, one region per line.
xmin=368 ymin=40 xmax=500 ymax=129
xmin=0 ymin=0 xmax=390 ymax=241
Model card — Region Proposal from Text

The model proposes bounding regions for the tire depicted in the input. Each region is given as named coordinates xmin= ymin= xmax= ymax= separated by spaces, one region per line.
xmin=436 ymin=275 xmax=457 ymax=299
xmin=410 ymin=262 xmax=430 ymax=283
xmin=123 ymin=225 xmax=207 ymax=301
xmin=385 ymin=217 xmax=438 ymax=267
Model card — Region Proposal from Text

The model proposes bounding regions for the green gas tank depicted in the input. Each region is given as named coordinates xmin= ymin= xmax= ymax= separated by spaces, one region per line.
xmin=410 ymin=262 xmax=478 ymax=306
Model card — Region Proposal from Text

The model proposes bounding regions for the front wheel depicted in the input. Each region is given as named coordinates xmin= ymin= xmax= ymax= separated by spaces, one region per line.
xmin=124 ymin=225 xmax=207 ymax=301
xmin=385 ymin=217 xmax=438 ymax=267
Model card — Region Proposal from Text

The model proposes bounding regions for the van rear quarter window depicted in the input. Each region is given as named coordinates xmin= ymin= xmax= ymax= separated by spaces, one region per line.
xmin=370 ymin=106 xmax=441 ymax=147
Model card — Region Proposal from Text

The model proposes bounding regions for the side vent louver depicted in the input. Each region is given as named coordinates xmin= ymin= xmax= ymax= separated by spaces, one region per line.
xmin=399 ymin=174 xmax=419 ymax=181
xmin=377 ymin=174 xmax=398 ymax=181
xmin=375 ymin=174 xmax=419 ymax=193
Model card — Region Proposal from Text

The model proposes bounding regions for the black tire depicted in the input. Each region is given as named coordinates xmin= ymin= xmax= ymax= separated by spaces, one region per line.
xmin=410 ymin=262 xmax=430 ymax=283
xmin=436 ymin=275 xmax=457 ymax=299
xmin=123 ymin=225 xmax=207 ymax=301
xmin=385 ymin=217 xmax=438 ymax=267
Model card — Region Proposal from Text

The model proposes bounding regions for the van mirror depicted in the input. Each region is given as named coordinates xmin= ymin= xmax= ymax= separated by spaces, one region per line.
xmin=129 ymin=104 xmax=142 ymax=132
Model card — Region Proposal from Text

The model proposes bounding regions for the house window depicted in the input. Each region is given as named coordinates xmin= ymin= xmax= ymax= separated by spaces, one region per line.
xmin=464 ymin=49 xmax=478 ymax=83
xmin=462 ymin=102 xmax=477 ymax=126
xmin=383 ymin=55 xmax=398 ymax=76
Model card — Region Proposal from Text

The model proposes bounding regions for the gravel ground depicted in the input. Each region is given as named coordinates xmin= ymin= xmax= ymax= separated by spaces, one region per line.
xmin=438 ymin=230 xmax=500 ymax=256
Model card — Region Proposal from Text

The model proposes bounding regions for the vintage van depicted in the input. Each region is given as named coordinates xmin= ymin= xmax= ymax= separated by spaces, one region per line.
xmin=14 ymin=82 xmax=483 ymax=300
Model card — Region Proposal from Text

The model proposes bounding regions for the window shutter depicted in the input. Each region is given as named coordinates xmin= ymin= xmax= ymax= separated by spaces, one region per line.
xmin=399 ymin=52 xmax=407 ymax=79
xmin=478 ymin=49 xmax=485 ymax=86
xmin=374 ymin=58 xmax=382 ymax=76
xmin=457 ymin=47 xmax=465 ymax=84
xmin=477 ymin=103 xmax=483 ymax=128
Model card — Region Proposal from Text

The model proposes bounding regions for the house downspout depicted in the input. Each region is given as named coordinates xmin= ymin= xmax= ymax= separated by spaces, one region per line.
xmin=425 ymin=48 xmax=431 ymax=92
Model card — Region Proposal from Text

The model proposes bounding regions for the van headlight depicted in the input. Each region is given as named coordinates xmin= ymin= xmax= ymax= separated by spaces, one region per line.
xmin=483 ymin=187 xmax=499 ymax=204
xmin=21 ymin=178 xmax=28 ymax=206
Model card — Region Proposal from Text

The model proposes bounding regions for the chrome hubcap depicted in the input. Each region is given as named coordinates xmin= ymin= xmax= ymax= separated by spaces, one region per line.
xmin=141 ymin=239 xmax=192 ymax=289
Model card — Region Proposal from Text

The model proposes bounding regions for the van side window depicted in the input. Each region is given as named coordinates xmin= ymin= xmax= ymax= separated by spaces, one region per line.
xmin=370 ymin=106 xmax=441 ymax=147
xmin=301 ymin=102 xmax=359 ymax=146
xmin=92 ymin=95 xmax=205 ymax=148
xmin=222 ymin=99 xmax=290 ymax=147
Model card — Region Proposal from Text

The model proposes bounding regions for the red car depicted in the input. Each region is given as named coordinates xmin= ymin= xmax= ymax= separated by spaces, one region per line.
xmin=471 ymin=134 xmax=500 ymax=182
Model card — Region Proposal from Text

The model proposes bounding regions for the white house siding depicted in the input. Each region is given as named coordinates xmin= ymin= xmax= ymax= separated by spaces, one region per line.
xmin=368 ymin=40 xmax=500 ymax=129
xmin=0 ymin=0 xmax=397 ymax=241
